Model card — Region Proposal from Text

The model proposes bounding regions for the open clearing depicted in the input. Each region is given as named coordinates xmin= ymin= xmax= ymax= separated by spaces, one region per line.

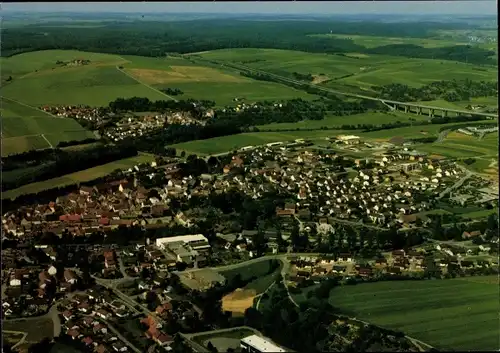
xmin=222 ymin=288 xmax=258 ymax=314
xmin=198 ymin=48 xmax=498 ymax=91
xmin=2 ymin=153 xmax=154 ymax=200
xmin=329 ymin=276 xmax=500 ymax=351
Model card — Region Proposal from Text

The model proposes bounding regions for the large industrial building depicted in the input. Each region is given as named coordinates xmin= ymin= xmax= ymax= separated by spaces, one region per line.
xmin=156 ymin=234 xmax=210 ymax=266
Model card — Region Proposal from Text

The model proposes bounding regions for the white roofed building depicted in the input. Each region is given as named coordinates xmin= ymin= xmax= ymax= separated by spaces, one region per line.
xmin=240 ymin=334 xmax=287 ymax=353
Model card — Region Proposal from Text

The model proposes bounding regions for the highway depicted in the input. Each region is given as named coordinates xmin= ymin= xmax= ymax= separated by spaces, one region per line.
xmin=187 ymin=56 xmax=498 ymax=119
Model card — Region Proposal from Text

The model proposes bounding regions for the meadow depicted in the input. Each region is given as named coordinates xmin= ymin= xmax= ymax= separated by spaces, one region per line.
xmin=2 ymin=153 xmax=154 ymax=200
xmin=2 ymin=98 xmax=95 ymax=156
xmin=327 ymin=277 xmax=500 ymax=351
xmin=198 ymin=48 xmax=498 ymax=90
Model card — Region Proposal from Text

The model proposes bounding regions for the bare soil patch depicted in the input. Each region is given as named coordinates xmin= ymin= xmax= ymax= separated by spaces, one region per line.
xmin=312 ymin=75 xmax=330 ymax=84
xmin=222 ymin=288 xmax=258 ymax=314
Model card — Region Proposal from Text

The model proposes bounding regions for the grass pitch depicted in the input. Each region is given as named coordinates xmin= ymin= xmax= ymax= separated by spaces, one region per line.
xmin=328 ymin=276 xmax=500 ymax=351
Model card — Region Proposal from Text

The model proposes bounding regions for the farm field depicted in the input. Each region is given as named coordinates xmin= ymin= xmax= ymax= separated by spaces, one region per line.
xmin=415 ymin=97 xmax=498 ymax=111
xmin=2 ymin=153 xmax=155 ymax=200
xmin=2 ymin=50 xmax=315 ymax=108
xmin=257 ymin=111 xmax=428 ymax=131
xmin=2 ymin=65 xmax=168 ymax=107
xmin=309 ymin=33 xmax=472 ymax=48
xmin=328 ymin=276 xmax=500 ymax=351
xmin=2 ymin=98 xmax=95 ymax=156
xmin=198 ymin=48 xmax=498 ymax=90
xmin=416 ymin=131 xmax=499 ymax=160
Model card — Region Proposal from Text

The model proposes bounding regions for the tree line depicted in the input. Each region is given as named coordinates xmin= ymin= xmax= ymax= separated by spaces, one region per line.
xmin=2 ymin=19 xmax=496 ymax=65
xmin=1 ymin=144 xmax=138 ymax=192
xmin=375 ymin=79 xmax=498 ymax=102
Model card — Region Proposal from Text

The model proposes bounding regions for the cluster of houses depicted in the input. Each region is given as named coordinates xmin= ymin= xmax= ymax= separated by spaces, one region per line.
xmin=59 ymin=290 xmax=134 ymax=352
xmin=458 ymin=125 xmax=498 ymax=136
xmin=2 ymin=264 xmax=80 ymax=318
xmin=287 ymin=244 xmax=496 ymax=285
xmin=2 ymin=142 xmax=471 ymax=255
xmin=105 ymin=111 xmax=205 ymax=142
xmin=41 ymin=105 xmax=106 ymax=122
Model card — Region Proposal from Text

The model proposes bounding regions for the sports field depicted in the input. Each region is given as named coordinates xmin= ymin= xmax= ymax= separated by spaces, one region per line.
xmin=328 ymin=276 xmax=500 ymax=351
xmin=2 ymin=153 xmax=154 ymax=200
xmin=198 ymin=48 xmax=498 ymax=90
xmin=2 ymin=97 xmax=95 ymax=156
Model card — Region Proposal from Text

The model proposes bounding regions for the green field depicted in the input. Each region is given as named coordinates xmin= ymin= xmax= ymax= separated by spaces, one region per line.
xmin=310 ymin=33 xmax=496 ymax=51
xmin=198 ymin=48 xmax=498 ymax=90
xmin=328 ymin=277 xmax=500 ymax=351
xmin=416 ymin=131 xmax=498 ymax=160
xmin=257 ymin=111 xmax=428 ymax=131
xmin=2 ymin=50 xmax=315 ymax=107
xmin=2 ymin=153 xmax=155 ymax=200
xmin=1 ymin=98 xmax=95 ymax=156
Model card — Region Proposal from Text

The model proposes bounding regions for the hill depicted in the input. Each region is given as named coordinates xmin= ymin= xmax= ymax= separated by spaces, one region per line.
xmin=1 ymin=97 xmax=95 ymax=156
xmin=1 ymin=50 xmax=315 ymax=107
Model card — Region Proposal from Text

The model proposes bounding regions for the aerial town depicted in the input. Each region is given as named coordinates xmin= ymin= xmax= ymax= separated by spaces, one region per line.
xmin=2 ymin=3 xmax=499 ymax=353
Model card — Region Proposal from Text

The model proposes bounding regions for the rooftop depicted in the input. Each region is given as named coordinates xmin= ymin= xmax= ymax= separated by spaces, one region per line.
xmin=241 ymin=334 xmax=286 ymax=352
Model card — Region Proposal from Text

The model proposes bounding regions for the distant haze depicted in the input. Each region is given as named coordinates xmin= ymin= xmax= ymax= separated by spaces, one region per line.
xmin=2 ymin=1 xmax=497 ymax=16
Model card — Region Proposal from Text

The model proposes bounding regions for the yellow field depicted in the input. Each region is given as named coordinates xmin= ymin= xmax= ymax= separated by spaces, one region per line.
xmin=125 ymin=66 xmax=246 ymax=84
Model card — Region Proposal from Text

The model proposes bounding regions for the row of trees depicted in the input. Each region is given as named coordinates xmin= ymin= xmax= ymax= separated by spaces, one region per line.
xmin=3 ymin=19 xmax=496 ymax=65
xmin=2 ymin=144 xmax=138 ymax=191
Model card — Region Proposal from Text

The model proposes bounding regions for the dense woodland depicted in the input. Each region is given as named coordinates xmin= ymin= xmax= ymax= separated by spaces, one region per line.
xmin=2 ymin=20 xmax=497 ymax=65
xmin=376 ymin=80 xmax=498 ymax=102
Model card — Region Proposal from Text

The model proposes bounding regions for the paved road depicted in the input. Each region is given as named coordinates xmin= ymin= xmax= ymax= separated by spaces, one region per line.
xmin=187 ymin=57 xmax=497 ymax=119
xmin=116 ymin=66 xmax=178 ymax=102
xmin=437 ymin=167 xmax=473 ymax=200
xmin=4 ymin=331 xmax=29 ymax=350
xmin=176 ymin=253 xmax=323 ymax=275
xmin=436 ymin=129 xmax=450 ymax=143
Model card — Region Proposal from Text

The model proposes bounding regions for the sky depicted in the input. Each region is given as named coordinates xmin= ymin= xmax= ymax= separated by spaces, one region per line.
xmin=2 ymin=1 xmax=497 ymax=16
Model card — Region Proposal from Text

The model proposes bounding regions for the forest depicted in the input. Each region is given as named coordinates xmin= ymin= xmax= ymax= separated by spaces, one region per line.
xmin=2 ymin=19 xmax=497 ymax=65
